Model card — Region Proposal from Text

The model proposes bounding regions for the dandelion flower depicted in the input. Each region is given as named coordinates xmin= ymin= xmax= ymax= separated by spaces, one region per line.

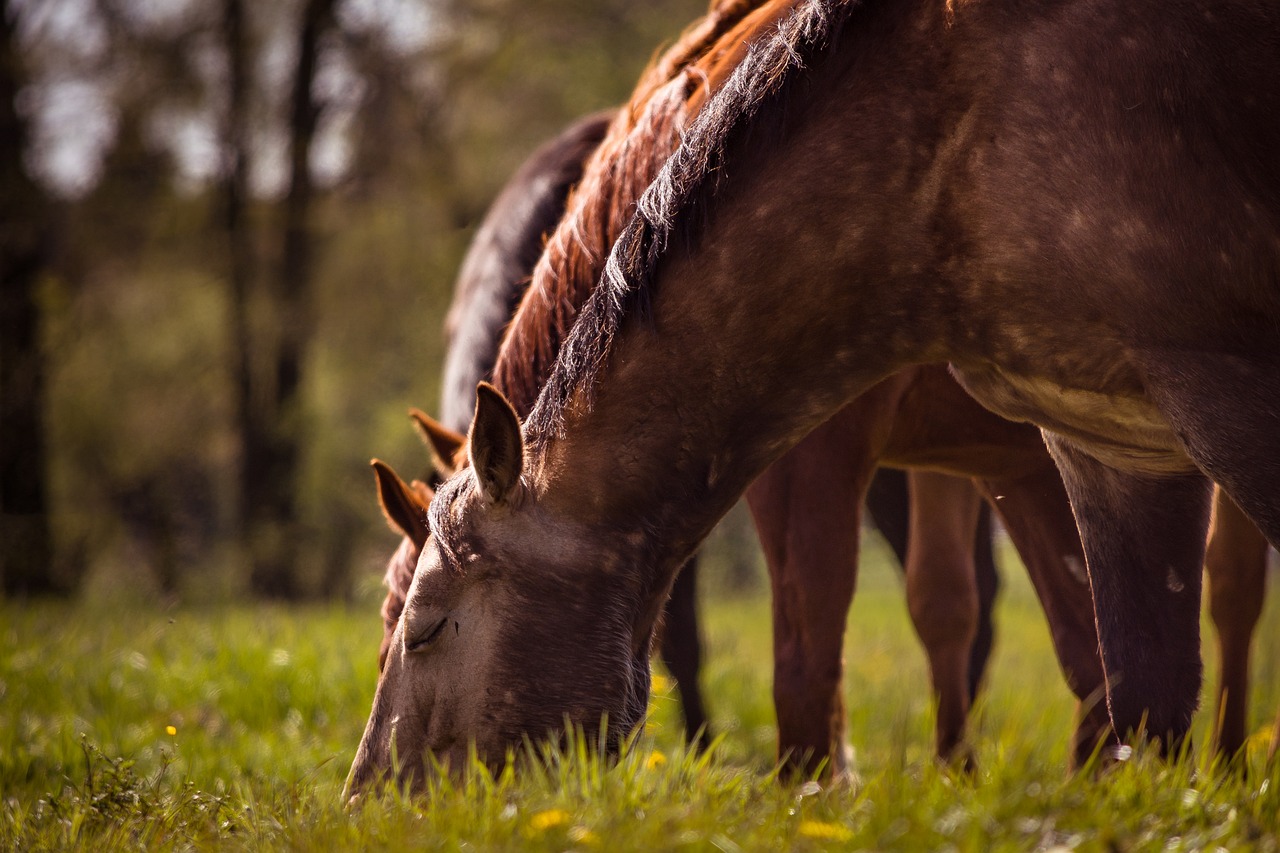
xmin=165 ymin=725 xmax=177 ymax=736
xmin=645 ymin=751 xmax=667 ymax=770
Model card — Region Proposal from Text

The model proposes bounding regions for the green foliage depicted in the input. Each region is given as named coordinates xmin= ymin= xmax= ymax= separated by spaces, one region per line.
xmin=3 ymin=550 xmax=1278 ymax=850
xmin=20 ymin=0 xmax=709 ymax=599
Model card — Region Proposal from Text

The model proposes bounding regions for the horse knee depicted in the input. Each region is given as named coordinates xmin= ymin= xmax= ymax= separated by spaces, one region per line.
xmin=907 ymin=572 xmax=978 ymax=655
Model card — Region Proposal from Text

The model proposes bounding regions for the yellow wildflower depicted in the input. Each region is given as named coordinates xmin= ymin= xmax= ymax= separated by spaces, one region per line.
xmin=165 ymin=725 xmax=177 ymax=736
xmin=645 ymin=750 xmax=667 ymax=770
xmin=798 ymin=820 xmax=853 ymax=842
xmin=529 ymin=809 xmax=571 ymax=831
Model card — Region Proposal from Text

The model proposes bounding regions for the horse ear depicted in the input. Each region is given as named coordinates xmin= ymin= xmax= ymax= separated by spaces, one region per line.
xmin=410 ymin=479 xmax=434 ymax=503
xmin=467 ymin=382 xmax=524 ymax=506
xmin=370 ymin=459 xmax=431 ymax=548
xmin=408 ymin=407 xmax=466 ymax=478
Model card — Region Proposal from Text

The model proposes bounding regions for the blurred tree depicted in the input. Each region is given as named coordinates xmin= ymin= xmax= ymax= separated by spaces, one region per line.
xmin=221 ymin=0 xmax=264 ymax=593
xmin=12 ymin=0 xmax=729 ymax=601
xmin=0 ymin=0 xmax=58 ymax=595
xmin=244 ymin=0 xmax=337 ymax=598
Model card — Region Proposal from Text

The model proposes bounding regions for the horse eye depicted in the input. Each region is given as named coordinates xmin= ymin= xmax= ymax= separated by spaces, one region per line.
xmin=406 ymin=617 xmax=448 ymax=653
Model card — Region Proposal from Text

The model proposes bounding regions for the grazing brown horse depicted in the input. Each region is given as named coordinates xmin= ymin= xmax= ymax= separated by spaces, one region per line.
xmin=350 ymin=0 xmax=1102 ymax=791
xmin=370 ymin=104 xmax=1005 ymax=752
xmin=348 ymin=0 xmax=1280 ymax=795
xmin=367 ymin=1 xmax=1065 ymax=776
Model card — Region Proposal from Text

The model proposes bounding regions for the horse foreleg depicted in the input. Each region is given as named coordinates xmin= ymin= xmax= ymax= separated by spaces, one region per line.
xmin=1045 ymin=435 xmax=1212 ymax=752
xmin=902 ymin=470 xmax=982 ymax=768
xmin=978 ymin=465 xmax=1113 ymax=767
xmin=1140 ymin=352 xmax=1280 ymax=550
xmin=747 ymin=409 xmax=877 ymax=780
xmin=867 ymin=468 xmax=999 ymax=704
xmin=1142 ymin=353 xmax=1280 ymax=755
xmin=658 ymin=556 xmax=710 ymax=749
xmin=1205 ymin=487 xmax=1271 ymax=758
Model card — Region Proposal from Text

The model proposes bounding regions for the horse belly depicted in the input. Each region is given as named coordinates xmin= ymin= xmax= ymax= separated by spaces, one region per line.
xmin=949 ymin=363 xmax=1198 ymax=476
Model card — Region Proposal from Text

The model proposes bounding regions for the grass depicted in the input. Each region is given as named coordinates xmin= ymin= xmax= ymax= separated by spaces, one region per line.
xmin=3 ymin=539 xmax=1279 ymax=850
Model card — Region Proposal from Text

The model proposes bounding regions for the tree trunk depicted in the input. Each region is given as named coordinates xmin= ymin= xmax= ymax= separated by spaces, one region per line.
xmin=245 ymin=0 xmax=334 ymax=598
xmin=220 ymin=0 xmax=276 ymax=596
xmin=0 ymin=0 xmax=60 ymax=596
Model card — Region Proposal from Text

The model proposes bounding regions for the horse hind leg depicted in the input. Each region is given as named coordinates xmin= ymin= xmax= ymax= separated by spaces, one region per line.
xmin=1204 ymin=488 xmax=1270 ymax=758
xmin=902 ymin=471 xmax=983 ymax=768
xmin=1045 ymin=435 xmax=1213 ymax=753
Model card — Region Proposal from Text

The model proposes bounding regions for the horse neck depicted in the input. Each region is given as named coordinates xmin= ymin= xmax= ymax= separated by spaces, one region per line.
xmin=525 ymin=1 xmax=958 ymax=575
xmin=529 ymin=252 xmax=899 ymax=580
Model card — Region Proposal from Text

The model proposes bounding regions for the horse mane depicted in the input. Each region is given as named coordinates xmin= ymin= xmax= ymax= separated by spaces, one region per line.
xmin=523 ymin=0 xmax=856 ymax=447
xmin=438 ymin=110 xmax=614 ymax=434
xmin=491 ymin=0 xmax=794 ymax=418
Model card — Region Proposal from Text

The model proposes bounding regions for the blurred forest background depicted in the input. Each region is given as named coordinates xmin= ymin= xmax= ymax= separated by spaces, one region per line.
xmin=1 ymin=0 xmax=769 ymax=602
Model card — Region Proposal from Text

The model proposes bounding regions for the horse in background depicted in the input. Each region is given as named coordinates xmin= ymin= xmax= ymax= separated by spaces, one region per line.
xmin=351 ymin=0 xmax=1280 ymax=794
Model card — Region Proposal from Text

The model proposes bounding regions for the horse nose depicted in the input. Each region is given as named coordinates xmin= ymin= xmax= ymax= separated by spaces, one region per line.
xmin=342 ymin=756 xmax=372 ymax=806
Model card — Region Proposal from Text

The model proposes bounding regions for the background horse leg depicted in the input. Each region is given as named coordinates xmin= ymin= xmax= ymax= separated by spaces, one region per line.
xmin=864 ymin=468 xmax=910 ymax=562
xmin=978 ymin=465 xmax=1112 ymax=766
xmin=902 ymin=470 xmax=982 ymax=767
xmin=658 ymin=556 xmax=710 ymax=749
xmin=969 ymin=503 xmax=999 ymax=701
xmin=1046 ymin=436 xmax=1212 ymax=751
xmin=865 ymin=469 xmax=999 ymax=703
xmin=747 ymin=407 xmax=879 ymax=779
xmin=1205 ymin=488 xmax=1270 ymax=758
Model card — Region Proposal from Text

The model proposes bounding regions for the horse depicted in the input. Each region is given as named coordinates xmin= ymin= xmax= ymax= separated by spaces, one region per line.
xmin=347 ymin=0 xmax=1280 ymax=795
xmin=364 ymin=0 xmax=1069 ymax=778
xmin=369 ymin=105 xmax=1008 ymax=755
xmin=414 ymin=93 xmax=1277 ymax=763
xmin=350 ymin=0 xmax=1099 ymax=789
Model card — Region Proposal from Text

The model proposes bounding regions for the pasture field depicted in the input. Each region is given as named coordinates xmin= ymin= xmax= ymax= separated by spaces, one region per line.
xmin=3 ymin=540 xmax=1279 ymax=851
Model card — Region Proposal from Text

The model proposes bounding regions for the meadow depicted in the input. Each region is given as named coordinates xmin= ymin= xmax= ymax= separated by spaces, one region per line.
xmin=3 ymin=539 xmax=1279 ymax=851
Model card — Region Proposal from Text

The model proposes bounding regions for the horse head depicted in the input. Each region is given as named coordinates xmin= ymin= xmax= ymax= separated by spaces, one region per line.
xmin=347 ymin=384 xmax=654 ymax=799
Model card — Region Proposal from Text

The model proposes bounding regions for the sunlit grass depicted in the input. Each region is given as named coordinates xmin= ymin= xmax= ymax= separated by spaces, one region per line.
xmin=3 ymin=542 xmax=1279 ymax=849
